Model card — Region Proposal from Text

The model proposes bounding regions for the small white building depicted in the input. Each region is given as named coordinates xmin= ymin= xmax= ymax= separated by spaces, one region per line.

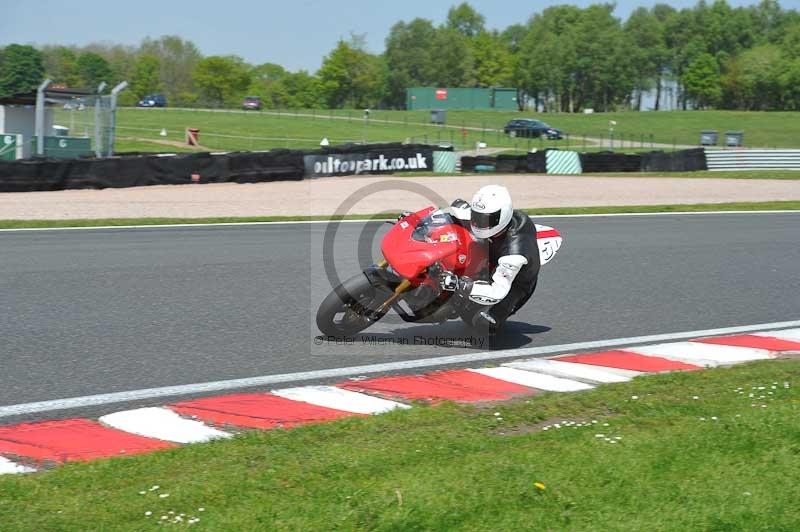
xmin=0 ymin=104 xmax=54 ymax=159
xmin=0 ymin=86 xmax=97 ymax=159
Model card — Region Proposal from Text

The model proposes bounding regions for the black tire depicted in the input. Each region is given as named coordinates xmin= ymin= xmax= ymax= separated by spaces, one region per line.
xmin=316 ymin=273 xmax=387 ymax=337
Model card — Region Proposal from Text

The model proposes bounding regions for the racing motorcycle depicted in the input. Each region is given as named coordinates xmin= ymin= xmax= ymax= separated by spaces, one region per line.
xmin=316 ymin=206 xmax=562 ymax=336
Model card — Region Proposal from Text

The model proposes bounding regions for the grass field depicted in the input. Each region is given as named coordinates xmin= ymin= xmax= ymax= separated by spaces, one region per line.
xmin=1 ymin=359 xmax=799 ymax=530
xmin=84 ymin=108 xmax=800 ymax=154
xmin=53 ymin=107 xmax=800 ymax=154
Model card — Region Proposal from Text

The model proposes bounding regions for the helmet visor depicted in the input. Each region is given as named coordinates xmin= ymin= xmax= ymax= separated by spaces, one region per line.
xmin=471 ymin=209 xmax=501 ymax=230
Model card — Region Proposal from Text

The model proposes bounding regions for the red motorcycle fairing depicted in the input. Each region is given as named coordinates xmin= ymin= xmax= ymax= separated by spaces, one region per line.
xmin=381 ymin=207 xmax=488 ymax=284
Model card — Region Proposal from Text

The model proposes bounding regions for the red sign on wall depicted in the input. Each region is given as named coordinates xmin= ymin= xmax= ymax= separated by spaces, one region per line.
xmin=435 ymin=89 xmax=448 ymax=100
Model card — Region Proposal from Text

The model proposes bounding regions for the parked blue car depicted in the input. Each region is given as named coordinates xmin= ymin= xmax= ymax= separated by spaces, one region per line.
xmin=137 ymin=94 xmax=167 ymax=108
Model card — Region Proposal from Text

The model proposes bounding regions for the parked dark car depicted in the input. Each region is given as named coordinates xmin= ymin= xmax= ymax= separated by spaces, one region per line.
xmin=503 ymin=119 xmax=564 ymax=139
xmin=242 ymin=96 xmax=262 ymax=110
xmin=136 ymin=94 xmax=167 ymax=108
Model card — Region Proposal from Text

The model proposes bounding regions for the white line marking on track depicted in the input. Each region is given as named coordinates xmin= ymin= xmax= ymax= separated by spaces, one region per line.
xmin=1 ymin=320 xmax=799 ymax=419
xmin=504 ymin=359 xmax=636 ymax=384
xmin=470 ymin=367 xmax=594 ymax=391
xmin=631 ymin=342 xmax=772 ymax=366
xmin=0 ymin=211 xmax=797 ymax=233
xmin=272 ymin=386 xmax=409 ymax=414
xmin=99 ymin=407 xmax=231 ymax=444
xmin=0 ymin=456 xmax=36 ymax=475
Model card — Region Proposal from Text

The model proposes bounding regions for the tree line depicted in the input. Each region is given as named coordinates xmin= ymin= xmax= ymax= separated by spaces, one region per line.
xmin=1 ymin=1 xmax=799 ymax=112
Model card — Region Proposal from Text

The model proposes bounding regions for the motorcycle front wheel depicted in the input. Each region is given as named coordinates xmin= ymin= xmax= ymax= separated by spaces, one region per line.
xmin=316 ymin=273 xmax=387 ymax=337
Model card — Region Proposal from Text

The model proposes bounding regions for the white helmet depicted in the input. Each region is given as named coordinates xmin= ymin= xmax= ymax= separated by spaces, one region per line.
xmin=470 ymin=185 xmax=513 ymax=239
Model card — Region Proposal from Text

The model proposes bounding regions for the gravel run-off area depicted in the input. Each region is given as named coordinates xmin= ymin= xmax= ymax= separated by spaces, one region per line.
xmin=1 ymin=174 xmax=799 ymax=220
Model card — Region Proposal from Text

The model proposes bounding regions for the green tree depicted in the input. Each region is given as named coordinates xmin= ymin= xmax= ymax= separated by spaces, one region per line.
xmin=82 ymin=43 xmax=137 ymax=83
xmin=625 ymin=7 xmax=667 ymax=110
xmin=139 ymin=36 xmax=202 ymax=106
xmin=318 ymin=38 xmax=382 ymax=108
xmin=471 ymin=31 xmax=513 ymax=87
xmin=130 ymin=55 xmax=161 ymax=98
xmin=76 ymin=52 xmax=112 ymax=88
xmin=517 ymin=5 xmax=632 ymax=112
xmin=778 ymin=57 xmax=800 ymax=110
xmin=431 ymin=28 xmax=475 ymax=87
xmin=0 ymin=44 xmax=45 ymax=97
xmin=282 ymin=71 xmax=325 ymax=108
xmin=500 ymin=23 xmax=527 ymax=54
xmin=247 ymin=63 xmax=290 ymax=108
xmin=516 ymin=6 xmax=581 ymax=112
xmin=193 ymin=55 xmax=251 ymax=107
xmin=722 ymin=45 xmax=783 ymax=109
xmin=446 ymin=2 xmax=485 ymax=38
xmin=682 ymin=52 xmax=722 ymax=108
xmin=384 ymin=18 xmax=438 ymax=107
xmin=251 ymin=63 xmax=287 ymax=82
xmin=41 ymin=46 xmax=81 ymax=87
xmin=650 ymin=4 xmax=677 ymax=110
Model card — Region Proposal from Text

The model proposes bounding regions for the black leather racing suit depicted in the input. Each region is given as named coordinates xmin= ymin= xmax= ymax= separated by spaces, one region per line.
xmin=458 ymin=209 xmax=541 ymax=334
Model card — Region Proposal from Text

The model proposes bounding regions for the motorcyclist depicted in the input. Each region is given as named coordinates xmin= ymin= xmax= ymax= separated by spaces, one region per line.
xmin=441 ymin=185 xmax=541 ymax=335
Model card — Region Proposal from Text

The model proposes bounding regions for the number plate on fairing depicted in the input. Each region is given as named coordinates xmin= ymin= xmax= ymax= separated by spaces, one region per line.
xmin=534 ymin=224 xmax=563 ymax=265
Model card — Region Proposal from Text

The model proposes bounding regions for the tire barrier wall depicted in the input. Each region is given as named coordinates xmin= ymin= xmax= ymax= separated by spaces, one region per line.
xmin=704 ymin=149 xmax=800 ymax=171
xmin=462 ymin=151 xmax=546 ymax=173
xmin=641 ymin=148 xmax=707 ymax=172
xmin=579 ymin=152 xmax=642 ymax=173
xmin=461 ymin=148 xmax=707 ymax=175
xmin=0 ymin=143 xmax=452 ymax=193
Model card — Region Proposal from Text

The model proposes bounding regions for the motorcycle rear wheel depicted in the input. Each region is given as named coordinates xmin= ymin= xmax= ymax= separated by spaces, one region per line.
xmin=316 ymin=273 xmax=386 ymax=337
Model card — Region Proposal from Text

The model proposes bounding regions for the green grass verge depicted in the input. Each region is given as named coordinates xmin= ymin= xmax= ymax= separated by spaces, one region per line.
xmin=0 ymin=201 xmax=798 ymax=229
xmin=95 ymin=108 xmax=800 ymax=152
xmin=1 ymin=360 xmax=799 ymax=530
xmin=59 ymin=108 xmax=800 ymax=153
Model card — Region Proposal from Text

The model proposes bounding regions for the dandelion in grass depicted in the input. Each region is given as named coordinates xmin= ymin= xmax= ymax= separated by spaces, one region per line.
xmin=534 ymin=482 xmax=546 ymax=491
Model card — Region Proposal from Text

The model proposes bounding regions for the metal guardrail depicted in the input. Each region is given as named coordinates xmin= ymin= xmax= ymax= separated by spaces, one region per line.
xmin=705 ymin=149 xmax=800 ymax=171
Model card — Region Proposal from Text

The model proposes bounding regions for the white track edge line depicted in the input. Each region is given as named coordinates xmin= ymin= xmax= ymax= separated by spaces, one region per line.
xmin=1 ymin=210 xmax=797 ymax=232
xmin=1 ymin=319 xmax=798 ymax=418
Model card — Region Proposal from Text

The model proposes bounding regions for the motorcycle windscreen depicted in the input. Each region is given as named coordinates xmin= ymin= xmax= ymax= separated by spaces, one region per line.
xmin=535 ymin=224 xmax=563 ymax=265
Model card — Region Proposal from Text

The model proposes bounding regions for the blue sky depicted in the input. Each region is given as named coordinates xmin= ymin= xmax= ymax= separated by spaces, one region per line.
xmin=2 ymin=0 xmax=797 ymax=72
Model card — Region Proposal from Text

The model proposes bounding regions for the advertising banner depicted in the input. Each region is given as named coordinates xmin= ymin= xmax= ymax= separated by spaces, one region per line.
xmin=304 ymin=147 xmax=434 ymax=178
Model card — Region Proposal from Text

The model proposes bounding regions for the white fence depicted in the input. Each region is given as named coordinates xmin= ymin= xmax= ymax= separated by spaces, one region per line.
xmin=705 ymin=149 xmax=800 ymax=171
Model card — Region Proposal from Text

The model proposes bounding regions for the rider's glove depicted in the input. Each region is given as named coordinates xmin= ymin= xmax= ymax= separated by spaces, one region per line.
xmin=440 ymin=272 xmax=473 ymax=298
xmin=440 ymin=272 xmax=460 ymax=291
xmin=397 ymin=211 xmax=412 ymax=220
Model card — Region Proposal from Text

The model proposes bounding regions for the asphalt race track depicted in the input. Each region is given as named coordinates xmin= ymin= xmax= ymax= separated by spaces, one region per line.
xmin=1 ymin=212 xmax=798 ymax=420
